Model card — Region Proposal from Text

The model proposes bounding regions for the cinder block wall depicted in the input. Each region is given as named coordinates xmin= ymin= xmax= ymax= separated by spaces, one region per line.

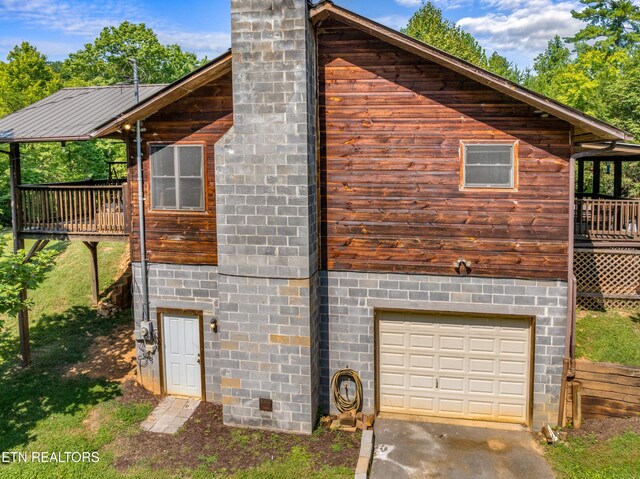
xmin=132 ymin=263 xmax=221 ymax=401
xmin=319 ymin=271 xmax=568 ymax=429
xmin=213 ymin=0 xmax=320 ymax=433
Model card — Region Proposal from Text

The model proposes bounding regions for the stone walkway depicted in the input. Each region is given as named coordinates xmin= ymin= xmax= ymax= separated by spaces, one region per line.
xmin=140 ymin=396 xmax=201 ymax=434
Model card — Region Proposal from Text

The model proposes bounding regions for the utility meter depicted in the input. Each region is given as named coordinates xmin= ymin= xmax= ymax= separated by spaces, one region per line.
xmin=134 ymin=320 xmax=153 ymax=341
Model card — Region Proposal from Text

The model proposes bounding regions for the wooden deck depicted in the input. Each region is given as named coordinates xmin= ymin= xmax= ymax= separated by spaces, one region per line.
xmin=574 ymin=198 xmax=640 ymax=245
xmin=17 ymin=180 xmax=129 ymax=242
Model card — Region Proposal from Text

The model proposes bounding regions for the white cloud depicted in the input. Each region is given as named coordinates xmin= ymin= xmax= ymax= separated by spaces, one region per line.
xmin=0 ymin=0 xmax=230 ymax=60
xmin=395 ymin=0 xmax=467 ymax=9
xmin=374 ymin=14 xmax=411 ymax=31
xmin=395 ymin=0 xmax=422 ymax=6
xmin=457 ymin=0 xmax=582 ymax=65
xmin=158 ymin=31 xmax=230 ymax=59
xmin=0 ymin=0 xmax=143 ymax=36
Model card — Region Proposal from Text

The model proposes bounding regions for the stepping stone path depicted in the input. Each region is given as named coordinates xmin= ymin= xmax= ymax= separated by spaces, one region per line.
xmin=141 ymin=396 xmax=200 ymax=434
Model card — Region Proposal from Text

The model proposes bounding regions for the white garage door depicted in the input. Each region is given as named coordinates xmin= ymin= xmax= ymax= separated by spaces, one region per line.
xmin=378 ymin=311 xmax=531 ymax=424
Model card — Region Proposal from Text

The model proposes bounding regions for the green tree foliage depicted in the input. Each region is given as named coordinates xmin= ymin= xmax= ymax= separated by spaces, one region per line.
xmin=487 ymin=52 xmax=527 ymax=83
xmin=0 ymin=42 xmax=62 ymax=117
xmin=0 ymin=22 xmax=201 ymax=225
xmin=62 ymin=21 xmax=202 ymax=85
xmin=403 ymin=2 xmax=522 ymax=81
xmin=0 ymin=239 xmax=57 ymax=318
xmin=568 ymin=0 xmax=640 ymax=51
xmin=531 ymin=0 xmax=640 ymax=140
xmin=403 ymin=2 xmax=487 ymax=67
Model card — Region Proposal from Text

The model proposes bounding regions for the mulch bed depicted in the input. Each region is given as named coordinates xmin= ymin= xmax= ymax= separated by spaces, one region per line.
xmin=111 ymin=401 xmax=361 ymax=474
xmin=565 ymin=416 xmax=640 ymax=442
xmin=117 ymin=379 xmax=161 ymax=407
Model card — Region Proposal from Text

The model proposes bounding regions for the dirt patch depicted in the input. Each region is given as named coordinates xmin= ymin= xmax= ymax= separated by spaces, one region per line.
xmin=566 ymin=416 xmax=640 ymax=442
xmin=110 ymin=402 xmax=361 ymax=474
xmin=117 ymin=379 xmax=161 ymax=407
xmin=64 ymin=323 xmax=136 ymax=382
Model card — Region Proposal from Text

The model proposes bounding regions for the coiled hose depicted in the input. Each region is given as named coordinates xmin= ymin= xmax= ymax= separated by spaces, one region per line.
xmin=331 ymin=368 xmax=363 ymax=413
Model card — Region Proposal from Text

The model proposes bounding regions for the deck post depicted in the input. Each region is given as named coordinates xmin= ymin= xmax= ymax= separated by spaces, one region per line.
xmin=592 ymin=160 xmax=601 ymax=197
xmin=613 ymin=160 xmax=622 ymax=198
xmin=9 ymin=142 xmax=31 ymax=367
xmin=83 ymin=241 xmax=100 ymax=305
xmin=577 ymin=159 xmax=585 ymax=196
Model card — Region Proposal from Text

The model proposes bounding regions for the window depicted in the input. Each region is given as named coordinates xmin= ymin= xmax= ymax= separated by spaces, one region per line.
xmin=461 ymin=142 xmax=517 ymax=189
xmin=150 ymin=144 xmax=205 ymax=211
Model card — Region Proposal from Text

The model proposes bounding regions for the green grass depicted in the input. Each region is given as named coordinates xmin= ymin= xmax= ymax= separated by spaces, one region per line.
xmin=0 ymin=236 xmax=354 ymax=478
xmin=0 ymin=235 xmax=140 ymax=478
xmin=546 ymin=432 xmax=640 ymax=479
xmin=575 ymin=310 xmax=640 ymax=367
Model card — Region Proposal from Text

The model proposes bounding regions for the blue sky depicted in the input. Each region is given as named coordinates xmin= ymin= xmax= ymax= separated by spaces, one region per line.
xmin=0 ymin=0 xmax=591 ymax=68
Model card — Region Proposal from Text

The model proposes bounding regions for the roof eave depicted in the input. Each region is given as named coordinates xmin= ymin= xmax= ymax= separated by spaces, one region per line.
xmin=310 ymin=2 xmax=633 ymax=142
xmin=91 ymin=51 xmax=233 ymax=139
xmin=0 ymin=135 xmax=94 ymax=144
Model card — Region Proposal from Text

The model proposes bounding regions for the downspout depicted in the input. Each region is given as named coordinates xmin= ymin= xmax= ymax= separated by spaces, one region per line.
xmin=558 ymin=140 xmax=617 ymax=425
xmin=130 ymin=59 xmax=150 ymax=324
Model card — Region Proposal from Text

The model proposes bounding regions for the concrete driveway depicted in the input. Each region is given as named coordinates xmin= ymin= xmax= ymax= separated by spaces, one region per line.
xmin=370 ymin=418 xmax=555 ymax=479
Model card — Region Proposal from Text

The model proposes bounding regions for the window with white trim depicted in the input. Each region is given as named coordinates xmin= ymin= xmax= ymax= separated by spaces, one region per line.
xmin=462 ymin=143 xmax=516 ymax=189
xmin=150 ymin=144 xmax=205 ymax=211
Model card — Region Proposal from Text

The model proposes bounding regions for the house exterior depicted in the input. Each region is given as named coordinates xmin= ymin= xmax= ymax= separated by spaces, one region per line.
xmin=1 ymin=0 xmax=634 ymax=434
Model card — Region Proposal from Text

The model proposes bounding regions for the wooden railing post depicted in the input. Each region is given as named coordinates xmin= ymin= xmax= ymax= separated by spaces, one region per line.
xmin=83 ymin=242 xmax=100 ymax=305
xmin=572 ymin=381 xmax=582 ymax=429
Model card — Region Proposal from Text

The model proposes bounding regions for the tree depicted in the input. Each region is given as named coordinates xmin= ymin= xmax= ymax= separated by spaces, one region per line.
xmin=62 ymin=21 xmax=203 ymax=85
xmin=526 ymin=36 xmax=573 ymax=96
xmin=0 ymin=42 xmax=62 ymax=117
xmin=403 ymin=2 xmax=522 ymax=81
xmin=0 ymin=240 xmax=57 ymax=318
xmin=568 ymin=0 xmax=640 ymax=52
xmin=403 ymin=2 xmax=488 ymax=67
xmin=487 ymin=52 xmax=526 ymax=83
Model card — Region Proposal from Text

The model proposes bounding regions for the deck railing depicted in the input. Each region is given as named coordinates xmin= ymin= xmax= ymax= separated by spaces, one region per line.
xmin=575 ymin=198 xmax=640 ymax=241
xmin=18 ymin=181 xmax=129 ymax=236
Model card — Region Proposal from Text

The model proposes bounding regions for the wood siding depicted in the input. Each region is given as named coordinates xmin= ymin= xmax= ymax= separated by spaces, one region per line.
xmin=318 ymin=21 xmax=572 ymax=280
xmin=128 ymin=72 xmax=233 ymax=265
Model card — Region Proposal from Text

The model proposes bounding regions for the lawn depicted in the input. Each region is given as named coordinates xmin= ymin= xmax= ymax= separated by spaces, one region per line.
xmin=0 ymin=236 xmax=359 ymax=478
xmin=575 ymin=310 xmax=640 ymax=367
xmin=545 ymin=308 xmax=640 ymax=478
xmin=546 ymin=419 xmax=640 ymax=479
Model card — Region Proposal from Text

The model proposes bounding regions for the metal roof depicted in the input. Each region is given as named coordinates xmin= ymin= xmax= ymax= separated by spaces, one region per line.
xmin=0 ymin=84 xmax=166 ymax=143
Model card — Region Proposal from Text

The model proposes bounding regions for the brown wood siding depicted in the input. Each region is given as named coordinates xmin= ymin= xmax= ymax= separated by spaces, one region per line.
xmin=318 ymin=21 xmax=572 ymax=280
xmin=128 ymin=72 xmax=233 ymax=265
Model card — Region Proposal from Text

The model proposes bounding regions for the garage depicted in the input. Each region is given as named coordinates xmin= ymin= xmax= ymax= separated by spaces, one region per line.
xmin=377 ymin=310 xmax=532 ymax=425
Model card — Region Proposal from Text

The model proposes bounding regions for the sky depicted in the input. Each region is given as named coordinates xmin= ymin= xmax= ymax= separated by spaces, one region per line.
xmin=0 ymin=0 xmax=592 ymax=69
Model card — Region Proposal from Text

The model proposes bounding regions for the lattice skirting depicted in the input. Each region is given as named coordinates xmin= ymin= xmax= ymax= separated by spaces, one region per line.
xmin=578 ymin=296 xmax=640 ymax=311
xmin=575 ymin=249 xmax=640 ymax=311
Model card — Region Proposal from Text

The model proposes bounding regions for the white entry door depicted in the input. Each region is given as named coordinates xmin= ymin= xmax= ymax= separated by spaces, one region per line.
xmin=378 ymin=311 xmax=531 ymax=425
xmin=162 ymin=312 xmax=202 ymax=398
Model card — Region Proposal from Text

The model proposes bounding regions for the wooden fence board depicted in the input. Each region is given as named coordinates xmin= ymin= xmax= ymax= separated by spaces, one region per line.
xmin=566 ymin=360 xmax=640 ymax=422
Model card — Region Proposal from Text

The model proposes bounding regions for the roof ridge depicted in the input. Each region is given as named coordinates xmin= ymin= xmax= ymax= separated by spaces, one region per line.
xmin=59 ymin=84 xmax=168 ymax=91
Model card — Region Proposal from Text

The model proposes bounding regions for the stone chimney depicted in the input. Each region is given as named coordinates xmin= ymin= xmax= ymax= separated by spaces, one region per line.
xmin=214 ymin=0 xmax=319 ymax=433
